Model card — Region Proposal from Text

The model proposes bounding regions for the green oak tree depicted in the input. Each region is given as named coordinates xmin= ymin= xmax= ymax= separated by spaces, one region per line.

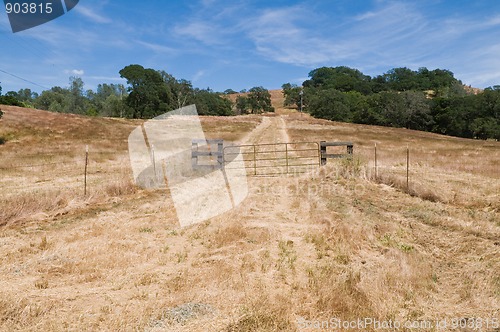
xmin=119 ymin=64 xmax=171 ymax=118
xmin=247 ymin=87 xmax=274 ymax=114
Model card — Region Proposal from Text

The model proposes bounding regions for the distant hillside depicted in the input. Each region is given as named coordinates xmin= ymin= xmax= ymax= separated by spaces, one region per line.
xmin=0 ymin=104 xmax=140 ymax=146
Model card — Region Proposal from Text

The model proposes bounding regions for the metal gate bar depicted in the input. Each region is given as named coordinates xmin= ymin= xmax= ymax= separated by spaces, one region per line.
xmin=223 ymin=142 xmax=320 ymax=176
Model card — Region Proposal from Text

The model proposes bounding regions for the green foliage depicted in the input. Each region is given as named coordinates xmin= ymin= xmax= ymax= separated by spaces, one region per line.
xmin=87 ymin=83 xmax=127 ymax=117
xmin=32 ymin=78 xmax=90 ymax=114
xmin=304 ymin=66 xmax=373 ymax=95
xmin=223 ymin=89 xmax=237 ymax=95
xmin=374 ymin=67 xmax=464 ymax=95
xmin=298 ymin=66 xmax=498 ymax=140
xmin=34 ymin=86 xmax=70 ymax=112
xmin=302 ymin=66 xmax=465 ymax=96
xmin=381 ymin=67 xmax=419 ymax=91
xmin=192 ymin=89 xmax=233 ymax=116
xmin=470 ymin=117 xmax=499 ymax=139
xmin=14 ymin=88 xmax=39 ymax=102
xmin=247 ymin=87 xmax=274 ymax=113
xmin=6 ymin=65 xmax=237 ymax=119
xmin=68 ymin=76 xmax=87 ymax=114
xmin=431 ymin=89 xmax=500 ymax=139
xmin=401 ymin=91 xmax=433 ymax=130
xmin=0 ymin=84 xmax=23 ymax=107
xmin=5 ymin=89 xmax=38 ymax=106
xmin=4 ymin=89 xmax=38 ymax=108
xmin=86 ymin=108 xmax=99 ymax=117
xmin=0 ymin=95 xmax=23 ymax=106
xmin=234 ymin=88 xmax=268 ymax=114
xmin=235 ymin=95 xmax=249 ymax=114
xmin=282 ymin=83 xmax=302 ymax=108
xmin=119 ymin=65 xmax=234 ymax=118
xmin=307 ymin=88 xmax=351 ymax=121
xmin=119 ymin=64 xmax=171 ymax=118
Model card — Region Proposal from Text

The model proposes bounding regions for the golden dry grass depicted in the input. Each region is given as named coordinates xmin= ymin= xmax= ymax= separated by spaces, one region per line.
xmin=0 ymin=99 xmax=499 ymax=331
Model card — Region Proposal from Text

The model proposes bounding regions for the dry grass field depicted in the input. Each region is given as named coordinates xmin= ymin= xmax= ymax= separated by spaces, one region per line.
xmin=0 ymin=94 xmax=499 ymax=331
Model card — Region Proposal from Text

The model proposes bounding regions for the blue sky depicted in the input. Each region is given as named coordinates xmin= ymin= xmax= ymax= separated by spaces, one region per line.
xmin=1 ymin=0 xmax=500 ymax=94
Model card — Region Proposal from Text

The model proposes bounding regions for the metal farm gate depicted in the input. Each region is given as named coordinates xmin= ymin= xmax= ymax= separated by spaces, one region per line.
xmin=191 ymin=140 xmax=354 ymax=176
xmin=223 ymin=142 xmax=321 ymax=176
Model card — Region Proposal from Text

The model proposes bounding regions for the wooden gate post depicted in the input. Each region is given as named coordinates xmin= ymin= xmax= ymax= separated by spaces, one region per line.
xmin=217 ymin=141 xmax=224 ymax=168
xmin=192 ymin=141 xmax=198 ymax=168
xmin=192 ymin=139 xmax=224 ymax=170
xmin=320 ymin=141 xmax=327 ymax=166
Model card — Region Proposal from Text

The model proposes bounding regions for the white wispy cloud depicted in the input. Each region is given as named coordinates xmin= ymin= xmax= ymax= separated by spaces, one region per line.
xmin=240 ymin=2 xmax=430 ymax=67
xmin=192 ymin=70 xmax=206 ymax=82
xmin=75 ymin=6 xmax=111 ymax=24
xmin=241 ymin=5 xmax=329 ymax=66
xmin=234 ymin=0 xmax=500 ymax=87
xmin=486 ymin=15 xmax=500 ymax=27
xmin=20 ymin=21 xmax=106 ymax=51
xmin=134 ymin=40 xmax=178 ymax=54
xmin=65 ymin=69 xmax=85 ymax=76
xmin=456 ymin=42 xmax=500 ymax=87
xmin=173 ymin=21 xmax=225 ymax=45
xmin=4 ymin=0 xmax=500 ymax=92
xmin=172 ymin=0 xmax=246 ymax=47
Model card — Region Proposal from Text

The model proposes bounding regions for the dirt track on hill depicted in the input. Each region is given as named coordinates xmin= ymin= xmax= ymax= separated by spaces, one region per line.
xmin=226 ymin=106 xmax=500 ymax=324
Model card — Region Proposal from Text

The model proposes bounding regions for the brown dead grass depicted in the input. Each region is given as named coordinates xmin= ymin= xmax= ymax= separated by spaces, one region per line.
xmin=0 ymin=100 xmax=499 ymax=331
xmin=0 ymin=106 xmax=262 ymax=227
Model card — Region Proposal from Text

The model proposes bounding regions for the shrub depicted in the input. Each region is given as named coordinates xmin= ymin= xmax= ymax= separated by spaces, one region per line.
xmin=0 ymin=96 xmax=22 ymax=106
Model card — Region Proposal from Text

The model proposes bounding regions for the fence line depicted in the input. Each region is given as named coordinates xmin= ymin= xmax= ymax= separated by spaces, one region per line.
xmin=0 ymin=152 xmax=130 ymax=169
xmin=1 ymin=143 xmax=420 ymax=197
xmin=0 ymin=161 xmax=70 ymax=170
xmin=0 ymin=147 xmax=132 ymax=197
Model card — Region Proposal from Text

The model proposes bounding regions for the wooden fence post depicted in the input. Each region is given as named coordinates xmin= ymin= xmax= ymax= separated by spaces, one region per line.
xmin=217 ymin=141 xmax=224 ymax=168
xmin=374 ymin=143 xmax=378 ymax=179
xmin=192 ymin=141 xmax=198 ymax=169
xmin=406 ymin=145 xmax=410 ymax=190
xmin=320 ymin=141 xmax=326 ymax=166
xmin=84 ymin=145 xmax=88 ymax=196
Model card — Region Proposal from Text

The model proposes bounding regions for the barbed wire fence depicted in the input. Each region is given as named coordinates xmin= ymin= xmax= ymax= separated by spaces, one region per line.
xmin=0 ymin=143 xmax=418 ymax=191
xmin=0 ymin=144 xmax=134 ymax=199
xmin=1 ymin=142 xmax=494 ymax=206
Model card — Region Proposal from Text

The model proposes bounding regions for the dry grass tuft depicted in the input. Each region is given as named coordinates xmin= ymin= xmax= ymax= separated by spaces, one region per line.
xmin=0 ymin=190 xmax=69 ymax=226
xmin=307 ymin=264 xmax=371 ymax=318
xmin=211 ymin=222 xmax=248 ymax=248
xmin=374 ymin=173 xmax=443 ymax=203
xmin=226 ymin=292 xmax=294 ymax=332
xmin=34 ymin=278 xmax=49 ymax=290
xmin=0 ymin=295 xmax=56 ymax=329
xmin=104 ymin=178 xmax=138 ymax=196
